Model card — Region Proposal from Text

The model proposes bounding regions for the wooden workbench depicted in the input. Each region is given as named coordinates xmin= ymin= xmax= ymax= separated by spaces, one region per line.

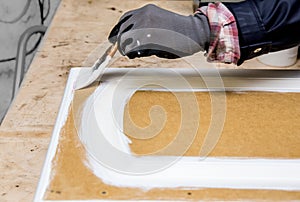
xmin=0 ymin=0 xmax=299 ymax=201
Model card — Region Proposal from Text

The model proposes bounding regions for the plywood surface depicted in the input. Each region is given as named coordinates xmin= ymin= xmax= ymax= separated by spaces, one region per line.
xmin=45 ymin=89 xmax=300 ymax=200
xmin=0 ymin=0 xmax=299 ymax=201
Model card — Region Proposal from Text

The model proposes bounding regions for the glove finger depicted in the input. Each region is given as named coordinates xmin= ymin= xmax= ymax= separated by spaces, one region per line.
xmin=108 ymin=13 xmax=133 ymax=43
xmin=118 ymin=36 xmax=133 ymax=56
xmin=126 ymin=45 xmax=187 ymax=59
xmin=116 ymin=21 xmax=137 ymax=55
xmin=119 ymin=28 xmax=201 ymax=57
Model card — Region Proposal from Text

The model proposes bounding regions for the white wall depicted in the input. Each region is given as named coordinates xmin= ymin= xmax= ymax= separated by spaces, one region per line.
xmin=0 ymin=0 xmax=61 ymax=123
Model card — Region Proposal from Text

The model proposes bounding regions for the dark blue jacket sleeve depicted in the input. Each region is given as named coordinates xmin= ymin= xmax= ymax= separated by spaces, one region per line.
xmin=224 ymin=0 xmax=300 ymax=65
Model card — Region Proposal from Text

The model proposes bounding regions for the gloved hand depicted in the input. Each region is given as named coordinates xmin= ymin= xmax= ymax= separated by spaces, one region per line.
xmin=108 ymin=4 xmax=210 ymax=59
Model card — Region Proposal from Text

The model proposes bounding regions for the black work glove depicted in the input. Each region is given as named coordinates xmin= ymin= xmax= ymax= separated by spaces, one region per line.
xmin=108 ymin=4 xmax=210 ymax=59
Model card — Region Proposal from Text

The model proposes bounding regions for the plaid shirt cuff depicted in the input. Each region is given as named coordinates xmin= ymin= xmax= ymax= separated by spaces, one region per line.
xmin=196 ymin=2 xmax=240 ymax=64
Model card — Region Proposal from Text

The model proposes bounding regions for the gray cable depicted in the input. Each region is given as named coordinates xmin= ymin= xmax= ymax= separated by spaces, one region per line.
xmin=12 ymin=25 xmax=47 ymax=101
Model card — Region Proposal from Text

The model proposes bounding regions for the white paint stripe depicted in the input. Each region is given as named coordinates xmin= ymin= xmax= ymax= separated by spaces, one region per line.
xmin=88 ymin=156 xmax=300 ymax=190
xmin=34 ymin=69 xmax=80 ymax=202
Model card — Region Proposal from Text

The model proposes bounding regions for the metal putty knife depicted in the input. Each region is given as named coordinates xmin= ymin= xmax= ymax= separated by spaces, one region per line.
xmin=75 ymin=43 xmax=118 ymax=90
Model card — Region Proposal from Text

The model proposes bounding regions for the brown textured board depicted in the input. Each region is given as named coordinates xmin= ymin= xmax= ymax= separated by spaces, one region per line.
xmin=125 ymin=91 xmax=300 ymax=157
xmin=45 ymin=88 xmax=300 ymax=200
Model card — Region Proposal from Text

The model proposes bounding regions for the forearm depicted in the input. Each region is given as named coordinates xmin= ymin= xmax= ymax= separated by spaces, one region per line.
xmin=224 ymin=0 xmax=300 ymax=65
